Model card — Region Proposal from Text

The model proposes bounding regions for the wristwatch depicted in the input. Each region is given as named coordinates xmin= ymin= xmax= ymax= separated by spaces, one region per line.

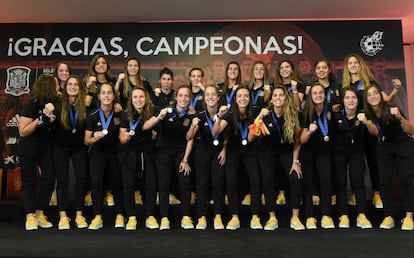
xmin=293 ymin=159 xmax=301 ymax=165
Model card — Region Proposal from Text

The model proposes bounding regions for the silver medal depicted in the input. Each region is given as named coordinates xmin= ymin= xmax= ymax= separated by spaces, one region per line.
xmin=102 ymin=129 xmax=108 ymax=135
xmin=71 ymin=128 xmax=76 ymax=134
xmin=323 ymin=136 xmax=329 ymax=142
xmin=242 ymin=139 xmax=247 ymax=145
xmin=213 ymin=139 xmax=219 ymax=146
xmin=167 ymin=107 xmax=173 ymax=113
xmin=129 ymin=130 xmax=135 ymax=136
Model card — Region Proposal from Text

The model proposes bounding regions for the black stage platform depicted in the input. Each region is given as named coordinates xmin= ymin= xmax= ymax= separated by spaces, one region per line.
xmin=0 ymin=200 xmax=413 ymax=258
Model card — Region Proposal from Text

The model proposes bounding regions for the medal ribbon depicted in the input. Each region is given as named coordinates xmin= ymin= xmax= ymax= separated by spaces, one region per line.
xmin=98 ymin=108 xmax=114 ymax=131
xmin=190 ymin=92 xmax=201 ymax=108
xmin=341 ymin=109 xmax=356 ymax=143
xmin=226 ymin=89 xmax=236 ymax=106
xmin=271 ymin=111 xmax=284 ymax=143
xmin=129 ymin=117 xmax=142 ymax=133
xmin=251 ymin=89 xmax=263 ymax=106
xmin=205 ymin=112 xmax=219 ymax=142
xmin=237 ymin=120 xmax=249 ymax=142
xmin=69 ymin=105 xmax=79 ymax=131
xmin=317 ymin=109 xmax=329 ymax=139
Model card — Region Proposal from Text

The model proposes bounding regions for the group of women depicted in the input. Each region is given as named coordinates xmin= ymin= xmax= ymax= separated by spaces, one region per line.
xmin=18 ymin=53 xmax=414 ymax=232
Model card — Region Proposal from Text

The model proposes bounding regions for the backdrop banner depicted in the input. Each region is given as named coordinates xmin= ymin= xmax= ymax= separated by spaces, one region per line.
xmin=0 ymin=20 xmax=407 ymax=170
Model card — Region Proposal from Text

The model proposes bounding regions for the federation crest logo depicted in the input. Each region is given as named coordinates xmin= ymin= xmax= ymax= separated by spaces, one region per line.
xmin=360 ymin=31 xmax=384 ymax=57
xmin=5 ymin=66 xmax=31 ymax=96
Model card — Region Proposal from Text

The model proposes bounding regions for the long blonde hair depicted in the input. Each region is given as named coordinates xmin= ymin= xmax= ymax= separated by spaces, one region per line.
xmin=247 ymin=61 xmax=271 ymax=102
xmin=342 ymin=53 xmax=375 ymax=89
xmin=269 ymin=85 xmax=299 ymax=144
xmin=126 ymin=87 xmax=154 ymax=122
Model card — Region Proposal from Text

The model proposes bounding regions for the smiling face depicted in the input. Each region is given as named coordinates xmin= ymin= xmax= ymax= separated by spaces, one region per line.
xmin=95 ymin=57 xmax=108 ymax=74
xmin=279 ymin=61 xmax=293 ymax=79
xmin=366 ymin=86 xmax=382 ymax=108
xmin=235 ymin=88 xmax=250 ymax=109
xmin=347 ymin=56 xmax=360 ymax=75
xmin=66 ymin=77 xmax=80 ymax=98
xmin=204 ymin=86 xmax=219 ymax=108
xmin=57 ymin=63 xmax=70 ymax=83
xmin=227 ymin=63 xmax=240 ymax=81
xmin=127 ymin=59 xmax=139 ymax=76
xmin=271 ymin=88 xmax=286 ymax=109
xmin=175 ymin=87 xmax=191 ymax=109
xmin=253 ymin=63 xmax=265 ymax=80
xmin=310 ymin=85 xmax=326 ymax=105
xmin=315 ymin=61 xmax=330 ymax=80
xmin=342 ymin=89 xmax=358 ymax=111
xmin=98 ymin=83 xmax=115 ymax=106
xmin=131 ymin=88 xmax=146 ymax=110
xmin=190 ymin=69 xmax=203 ymax=87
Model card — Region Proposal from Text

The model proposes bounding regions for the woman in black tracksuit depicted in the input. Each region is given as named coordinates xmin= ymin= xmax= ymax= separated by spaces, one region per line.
xmin=84 ymin=82 xmax=123 ymax=230
xmin=213 ymin=86 xmax=262 ymax=230
xmin=364 ymin=83 xmax=414 ymax=230
xmin=331 ymin=86 xmax=374 ymax=229
xmin=187 ymin=85 xmax=227 ymax=230
xmin=53 ymin=75 xmax=89 ymax=230
xmin=250 ymin=85 xmax=304 ymax=230
xmin=118 ymin=87 xmax=159 ymax=230
xmin=143 ymin=85 xmax=194 ymax=230
xmin=218 ymin=61 xmax=242 ymax=107
xmin=300 ymin=83 xmax=335 ymax=230
xmin=18 ymin=74 xmax=58 ymax=231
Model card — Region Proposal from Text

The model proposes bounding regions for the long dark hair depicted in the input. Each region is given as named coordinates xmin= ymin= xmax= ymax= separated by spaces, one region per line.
xmin=364 ymin=84 xmax=394 ymax=124
xmin=302 ymin=83 xmax=326 ymax=125
xmin=231 ymin=86 xmax=253 ymax=135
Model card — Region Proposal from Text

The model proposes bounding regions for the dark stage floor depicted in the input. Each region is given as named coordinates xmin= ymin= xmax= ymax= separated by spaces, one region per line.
xmin=1 ymin=200 xmax=414 ymax=258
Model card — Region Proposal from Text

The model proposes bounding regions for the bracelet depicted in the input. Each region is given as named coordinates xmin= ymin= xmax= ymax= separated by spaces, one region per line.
xmin=293 ymin=159 xmax=301 ymax=165
xmin=292 ymin=90 xmax=298 ymax=94
xmin=182 ymin=159 xmax=188 ymax=163
xmin=157 ymin=115 xmax=164 ymax=121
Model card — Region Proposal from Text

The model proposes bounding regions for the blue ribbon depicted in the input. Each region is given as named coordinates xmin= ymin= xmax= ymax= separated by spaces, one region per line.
xmin=251 ymin=89 xmax=263 ymax=106
xmin=237 ymin=120 xmax=248 ymax=142
xmin=190 ymin=92 xmax=202 ymax=108
xmin=271 ymin=111 xmax=284 ymax=143
xmin=68 ymin=105 xmax=79 ymax=131
xmin=129 ymin=117 xmax=142 ymax=132
xmin=317 ymin=109 xmax=329 ymax=138
xmin=326 ymin=87 xmax=331 ymax=103
xmin=205 ymin=112 xmax=219 ymax=142
xmin=357 ymin=81 xmax=363 ymax=91
xmin=170 ymin=107 xmax=188 ymax=119
xmin=98 ymin=108 xmax=114 ymax=131
xmin=226 ymin=89 xmax=236 ymax=106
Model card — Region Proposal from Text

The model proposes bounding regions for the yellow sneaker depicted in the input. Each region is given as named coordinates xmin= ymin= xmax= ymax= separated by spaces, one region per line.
xmin=401 ymin=216 xmax=414 ymax=231
xmin=126 ymin=216 xmax=137 ymax=231
xmin=214 ymin=216 xmax=224 ymax=230
xmin=181 ymin=216 xmax=194 ymax=229
xmin=331 ymin=195 xmax=337 ymax=205
xmin=356 ymin=214 xmax=372 ymax=229
xmin=169 ymin=193 xmax=181 ymax=205
xmin=134 ymin=191 xmax=143 ymax=205
xmin=145 ymin=216 xmax=159 ymax=229
xmin=84 ymin=191 xmax=92 ymax=206
xmin=290 ymin=216 xmax=305 ymax=231
xmin=196 ymin=217 xmax=207 ymax=230
xmin=49 ymin=189 xmax=57 ymax=206
xmin=88 ymin=216 xmax=103 ymax=230
xmin=115 ymin=214 xmax=125 ymax=228
xmin=379 ymin=216 xmax=395 ymax=229
xmin=276 ymin=192 xmax=287 ymax=205
xmin=241 ymin=194 xmax=251 ymax=205
xmin=226 ymin=217 xmax=240 ymax=230
xmin=25 ymin=215 xmax=38 ymax=231
xmin=312 ymin=195 xmax=320 ymax=206
xmin=36 ymin=212 xmax=53 ymax=228
xmin=373 ymin=191 xmax=383 ymax=209
xmin=250 ymin=216 xmax=263 ymax=230
xmin=191 ymin=192 xmax=197 ymax=205
xmin=321 ymin=215 xmax=335 ymax=229
xmin=159 ymin=217 xmax=170 ymax=231
xmin=58 ymin=217 xmax=70 ymax=230
xmin=104 ymin=191 xmax=115 ymax=206
xmin=347 ymin=192 xmax=356 ymax=206
xmin=338 ymin=215 xmax=350 ymax=229
xmin=306 ymin=217 xmax=317 ymax=230
xmin=264 ymin=217 xmax=278 ymax=231
xmin=75 ymin=215 xmax=88 ymax=229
